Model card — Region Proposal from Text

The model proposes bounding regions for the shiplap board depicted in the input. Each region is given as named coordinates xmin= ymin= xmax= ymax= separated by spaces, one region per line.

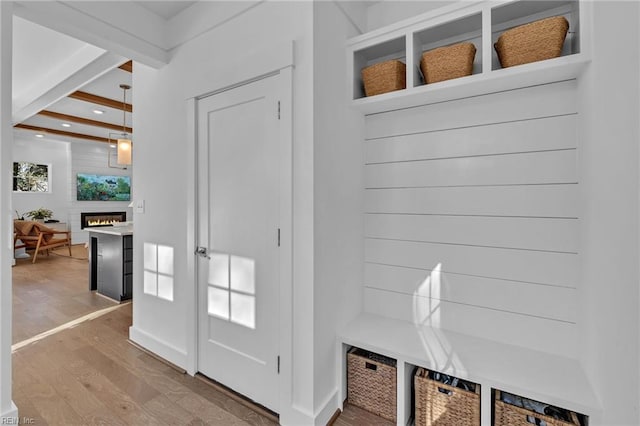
xmin=364 ymin=263 xmax=576 ymax=323
xmin=365 ymin=238 xmax=578 ymax=288
xmin=365 ymin=80 xmax=577 ymax=139
xmin=365 ymin=149 xmax=576 ymax=188
xmin=364 ymin=184 xmax=578 ymax=218
xmin=365 ymin=114 xmax=576 ymax=163
xmin=70 ymin=144 xmax=132 ymax=244
xmin=363 ymin=287 xmax=577 ymax=358
xmin=365 ymin=214 xmax=578 ymax=253
xmin=361 ymin=77 xmax=580 ymax=358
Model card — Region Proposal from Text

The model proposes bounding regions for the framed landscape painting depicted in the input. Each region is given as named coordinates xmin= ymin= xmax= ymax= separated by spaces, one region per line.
xmin=77 ymin=174 xmax=131 ymax=201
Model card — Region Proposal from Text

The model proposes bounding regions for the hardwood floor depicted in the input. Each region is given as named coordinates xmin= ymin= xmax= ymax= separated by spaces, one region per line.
xmin=12 ymin=245 xmax=115 ymax=344
xmin=333 ymin=404 xmax=395 ymax=426
xmin=11 ymin=245 xmax=386 ymax=425
xmin=13 ymin=303 xmax=279 ymax=425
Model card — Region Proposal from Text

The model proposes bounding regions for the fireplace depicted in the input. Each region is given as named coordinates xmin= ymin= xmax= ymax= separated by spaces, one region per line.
xmin=81 ymin=211 xmax=127 ymax=229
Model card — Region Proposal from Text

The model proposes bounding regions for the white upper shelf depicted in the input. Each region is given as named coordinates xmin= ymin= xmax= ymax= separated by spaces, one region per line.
xmin=348 ymin=0 xmax=591 ymax=115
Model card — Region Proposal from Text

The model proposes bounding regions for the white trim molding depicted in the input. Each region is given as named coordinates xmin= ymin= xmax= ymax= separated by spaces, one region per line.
xmin=129 ymin=326 xmax=188 ymax=370
xmin=187 ymin=40 xmax=295 ymax=423
xmin=13 ymin=1 xmax=271 ymax=70
xmin=12 ymin=51 xmax=127 ymax=124
xmin=13 ymin=1 xmax=168 ymax=68
xmin=314 ymin=389 xmax=340 ymax=426
xmin=286 ymin=389 xmax=340 ymax=426
xmin=0 ymin=401 xmax=18 ymax=424
xmin=0 ymin=1 xmax=14 ymax=419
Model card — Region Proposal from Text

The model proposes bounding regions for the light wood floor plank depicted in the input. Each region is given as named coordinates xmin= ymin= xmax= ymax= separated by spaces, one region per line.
xmin=20 ymin=380 xmax=86 ymax=425
xmin=13 ymin=249 xmax=116 ymax=344
xmin=12 ymin=241 xmax=384 ymax=425
xmin=82 ymin=407 xmax=129 ymax=426
xmin=144 ymin=394 xmax=203 ymax=425
xmin=176 ymin=392 xmax=252 ymax=426
xmin=333 ymin=404 xmax=395 ymax=426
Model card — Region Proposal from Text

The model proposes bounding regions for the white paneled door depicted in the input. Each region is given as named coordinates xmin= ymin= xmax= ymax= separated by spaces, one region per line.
xmin=196 ymin=75 xmax=281 ymax=412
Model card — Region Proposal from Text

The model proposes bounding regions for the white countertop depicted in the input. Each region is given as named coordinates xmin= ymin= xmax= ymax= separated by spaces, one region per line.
xmin=87 ymin=224 xmax=133 ymax=236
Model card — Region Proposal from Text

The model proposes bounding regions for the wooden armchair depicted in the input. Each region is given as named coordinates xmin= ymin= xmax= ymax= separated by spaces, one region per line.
xmin=14 ymin=220 xmax=72 ymax=263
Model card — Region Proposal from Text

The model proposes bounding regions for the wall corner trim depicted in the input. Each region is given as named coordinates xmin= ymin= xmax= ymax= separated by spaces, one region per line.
xmin=129 ymin=326 xmax=188 ymax=370
xmin=282 ymin=404 xmax=315 ymax=426
xmin=283 ymin=389 xmax=340 ymax=426
xmin=185 ymin=40 xmax=295 ymax=101
xmin=0 ymin=401 xmax=18 ymax=422
xmin=313 ymin=388 xmax=340 ymax=426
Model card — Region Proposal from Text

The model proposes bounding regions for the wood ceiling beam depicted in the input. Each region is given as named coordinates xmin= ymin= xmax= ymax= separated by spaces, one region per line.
xmin=68 ymin=91 xmax=133 ymax=113
xmin=119 ymin=61 xmax=133 ymax=73
xmin=14 ymin=124 xmax=111 ymax=144
xmin=38 ymin=110 xmax=132 ymax=133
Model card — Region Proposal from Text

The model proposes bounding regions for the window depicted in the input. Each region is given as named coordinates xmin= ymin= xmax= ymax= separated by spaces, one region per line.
xmin=13 ymin=162 xmax=50 ymax=192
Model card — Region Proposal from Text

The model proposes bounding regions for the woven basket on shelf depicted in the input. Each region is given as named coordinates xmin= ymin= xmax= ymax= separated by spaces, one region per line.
xmin=420 ymin=42 xmax=476 ymax=84
xmin=414 ymin=368 xmax=480 ymax=426
xmin=494 ymin=391 xmax=581 ymax=426
xmin=494 ymin=16 xmax=569 ymax=68
xmin=347 ymin=347 xmax=397 ymax=422
xmin=361 ymin=59 xmax=406 ymax=97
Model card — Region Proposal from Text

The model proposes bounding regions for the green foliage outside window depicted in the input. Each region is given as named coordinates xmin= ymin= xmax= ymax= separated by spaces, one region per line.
xmin=13 ymin=162 xmax=49 ymax=192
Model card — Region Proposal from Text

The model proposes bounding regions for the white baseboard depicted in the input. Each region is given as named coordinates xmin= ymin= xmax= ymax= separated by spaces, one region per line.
xmin=314 ymin=389 xmax=340 ymax=426
xmin=0 ymin=401 xmax=18 ymax=422
xmin=129 ymin=326 xmax=188 ymax=370
xmin=281 ymin=405 xmax=315 ymax=426
xmin=128 ymin=325 xmax=342 ymax=426
xmin=283 ymin=388 xmax=340 ymax=426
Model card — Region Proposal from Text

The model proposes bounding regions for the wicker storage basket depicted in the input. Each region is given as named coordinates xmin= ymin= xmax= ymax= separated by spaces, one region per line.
xmin=494 ymin=16 xmax=569 ymax=68
xmin=414 ymin=368 xmax=480 ymax=426
xmin=420 ymin=42 xmax=476 ymax=84
xmin=347 ymin=347 xmax=397 ymax=422
xmin=494 ymin=390 xmax=581 ymax=426
xmin=361 ymin=60 xmax=406 ymax=97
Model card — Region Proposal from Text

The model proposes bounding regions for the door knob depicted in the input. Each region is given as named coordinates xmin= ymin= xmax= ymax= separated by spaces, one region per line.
xmin=195 ymin=246 xmax=210 ymax=259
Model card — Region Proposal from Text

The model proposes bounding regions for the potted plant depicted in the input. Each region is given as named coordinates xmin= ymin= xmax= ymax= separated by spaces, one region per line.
xmin=25 ymin=207 xmax=53 ymax=222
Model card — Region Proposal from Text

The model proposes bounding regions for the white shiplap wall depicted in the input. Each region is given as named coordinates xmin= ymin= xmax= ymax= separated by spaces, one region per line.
xmin=363 ymin=80 xmax=579 ymax=358
xmin=69 ymin=143 xmax=133 ymax=243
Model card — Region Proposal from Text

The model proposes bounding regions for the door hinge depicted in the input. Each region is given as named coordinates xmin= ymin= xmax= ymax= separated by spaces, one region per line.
xmin=277 ymin=355 xmax=280 ymax=374
xmin=277 ymin=101 xmax=281 ymax=120
xmin=277 ymin=228 xmax=281 ymax=247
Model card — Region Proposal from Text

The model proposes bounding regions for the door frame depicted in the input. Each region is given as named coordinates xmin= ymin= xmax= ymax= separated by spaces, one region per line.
xmin=185 ymin=41 xmax=293 ymax=414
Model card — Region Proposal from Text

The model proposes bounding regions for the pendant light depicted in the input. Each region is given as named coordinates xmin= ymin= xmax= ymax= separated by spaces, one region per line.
xmin=116 ymin=84 xmax=132 ymax=165
xmin=109 ymin=84 xmax=133 ymax=169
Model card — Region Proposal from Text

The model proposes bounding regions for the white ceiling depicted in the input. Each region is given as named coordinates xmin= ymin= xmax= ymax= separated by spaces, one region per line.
xmin=134 ymin=1 xmax=197 ymax=19
xmin=13 ymin=14 xmax=132 ymax=146
xmin=18 ymin=66 xmax=133 ymax=143
xmin=11 ymin=1 xmax=214 ymax=146
xmin=12 ymin=16 xmax=104 ymax=103
xmin=80 ymin=67 xmax=134 ymax=101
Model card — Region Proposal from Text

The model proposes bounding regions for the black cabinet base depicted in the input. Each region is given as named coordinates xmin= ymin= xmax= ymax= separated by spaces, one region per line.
xmin=88 ymin=233 xmax=133 ymax=302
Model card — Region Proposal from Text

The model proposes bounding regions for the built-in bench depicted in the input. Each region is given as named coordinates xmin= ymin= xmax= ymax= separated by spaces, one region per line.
xmin=338 ymin=313 xmax=600 ymax=425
